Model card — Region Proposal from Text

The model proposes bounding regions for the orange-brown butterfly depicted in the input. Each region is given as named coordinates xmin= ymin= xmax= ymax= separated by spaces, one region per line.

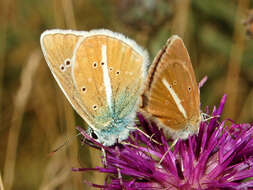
xmin=40 ymin=29 xmax=149 ymax=146
xmin=140 ymin=35 xmax=201 ymax=140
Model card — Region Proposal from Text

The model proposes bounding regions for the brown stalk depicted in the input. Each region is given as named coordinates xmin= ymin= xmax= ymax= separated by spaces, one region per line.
xmin=224 ymin=0 xmax=249 ymax=120
xmin=171 ymin=0 xmax=191 ymax=40
xmin=0 ymin=0 xmax=11 ymax=124
xmin=53 ymin=0 xmax=65 ymax=27
xmin=39 ymin=168 xmax=70 ymax=190
xmin=62 ymin=0 xmax=82 ymax=187
xmin=0 ymin=171 xmax=4 ymax=190
xmin=41 ymin=0 xmax=82 ymax=188
xmin=3 ymin=50 xmax=42 ymax=190
xmin=64 ymin=100 xmax=83 ymax=189
xmin=62 ymin=0 xmax=77 ymax=29
xmin=89 ymin=147 xmax=107 ymax=186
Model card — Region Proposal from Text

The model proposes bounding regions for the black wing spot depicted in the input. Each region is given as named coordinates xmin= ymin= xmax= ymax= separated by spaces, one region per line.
xmin=173 ymin=80 xmax=177 ymax=85
xmin=59 ymin=64 xmax=66 ymax=72
xmin=101 ymin=62 xmax=105 ymax=66
xmin=82 ymin=86 xmax=86 ymax=92
xmin=93 ymin=105 xmax=98 ymax=110
xmin=65 ymin=59 xmax=71 ymax=67
xmin=188 ymin=87 xmax=191 ymax=92
xmin=93 ymin=62 xmax=97 ymax=68
xmin=116 ymin=70 xmax=120 ymax=75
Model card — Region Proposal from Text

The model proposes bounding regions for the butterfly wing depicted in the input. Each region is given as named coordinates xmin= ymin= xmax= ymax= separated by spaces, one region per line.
xmin=141 ymin=35 xmax=200 ymax=139
xmin=72 ymin=30 xmax=148 ymax=130
xmin=40 ymin=30 xmax=94 ymax=125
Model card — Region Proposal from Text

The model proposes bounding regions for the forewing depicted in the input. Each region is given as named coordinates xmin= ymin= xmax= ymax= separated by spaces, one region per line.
xmin=146 ymin=60 xmax=200 ymax=130
xmin=141 ymin=35 xmax=200 ymax=130
xmin=40 ymin=30 xmax=94 ymax=125
xmin=72 ymin=31 xmax=148 ymax=129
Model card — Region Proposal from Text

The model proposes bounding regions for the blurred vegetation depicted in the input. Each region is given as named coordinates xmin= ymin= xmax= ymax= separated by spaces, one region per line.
xmin=0 ymin=0 xmax=253 ymax=189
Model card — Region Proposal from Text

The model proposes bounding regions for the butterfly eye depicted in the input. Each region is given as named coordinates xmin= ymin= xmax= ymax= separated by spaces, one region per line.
xmin=59 ymin=64 xmax=66 ymax=72
xmin=93 ymin=62 xmax=97 ymax=68
xmin=91 ymin=131 xmax=98 ymax=139
xmin=64 ymin=58 xmax=71 ymax=67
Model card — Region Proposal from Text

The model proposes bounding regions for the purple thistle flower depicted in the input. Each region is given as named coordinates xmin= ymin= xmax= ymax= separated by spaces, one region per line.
xmin=73 ymin=95 xmax=253 ymax=190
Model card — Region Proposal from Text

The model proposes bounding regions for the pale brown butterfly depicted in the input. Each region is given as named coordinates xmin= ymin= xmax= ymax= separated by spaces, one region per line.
xmin=40 ymin=29 xmax=149 ymax=146
xmin=140 ymin=35 xmax=201 ymax=140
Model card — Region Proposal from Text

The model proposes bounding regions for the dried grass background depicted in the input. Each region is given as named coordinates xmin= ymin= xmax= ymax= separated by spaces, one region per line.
xmin=0 ymin=0 xmax=253 ymax=189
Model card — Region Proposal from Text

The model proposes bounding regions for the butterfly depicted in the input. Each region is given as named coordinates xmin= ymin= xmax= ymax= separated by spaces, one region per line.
xmin=40 ymin=29 xmax=148 ymax=146
xmin=140 ymin=35 xmax=201 ymax=140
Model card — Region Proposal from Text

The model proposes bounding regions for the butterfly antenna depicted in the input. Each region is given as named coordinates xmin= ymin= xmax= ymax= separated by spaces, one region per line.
xmin=49 ymin=133 xmax=81 ymax=156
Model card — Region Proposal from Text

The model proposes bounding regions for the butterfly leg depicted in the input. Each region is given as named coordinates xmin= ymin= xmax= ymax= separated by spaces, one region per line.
xmin=115 ymin=146 xmax=125 ymax=189
xmin=101 ymin=148 xmax=107 ymax=167
xmin=201 ymin=113 xmax=220 ymax=122
xmin=117 ymin=167 xmax=123 ymax=187
xmin=171 ymin=138 xmax=178 ymax=148
xmin=146 ymin=120 xmax=163 ymax=145
xmin=158 ymin=138 xmax=178 ymax=164
xmin=159 ymin=149 xmax=170 ymax=165
xmin=127 ymin=126 xmax=162 ymax=145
